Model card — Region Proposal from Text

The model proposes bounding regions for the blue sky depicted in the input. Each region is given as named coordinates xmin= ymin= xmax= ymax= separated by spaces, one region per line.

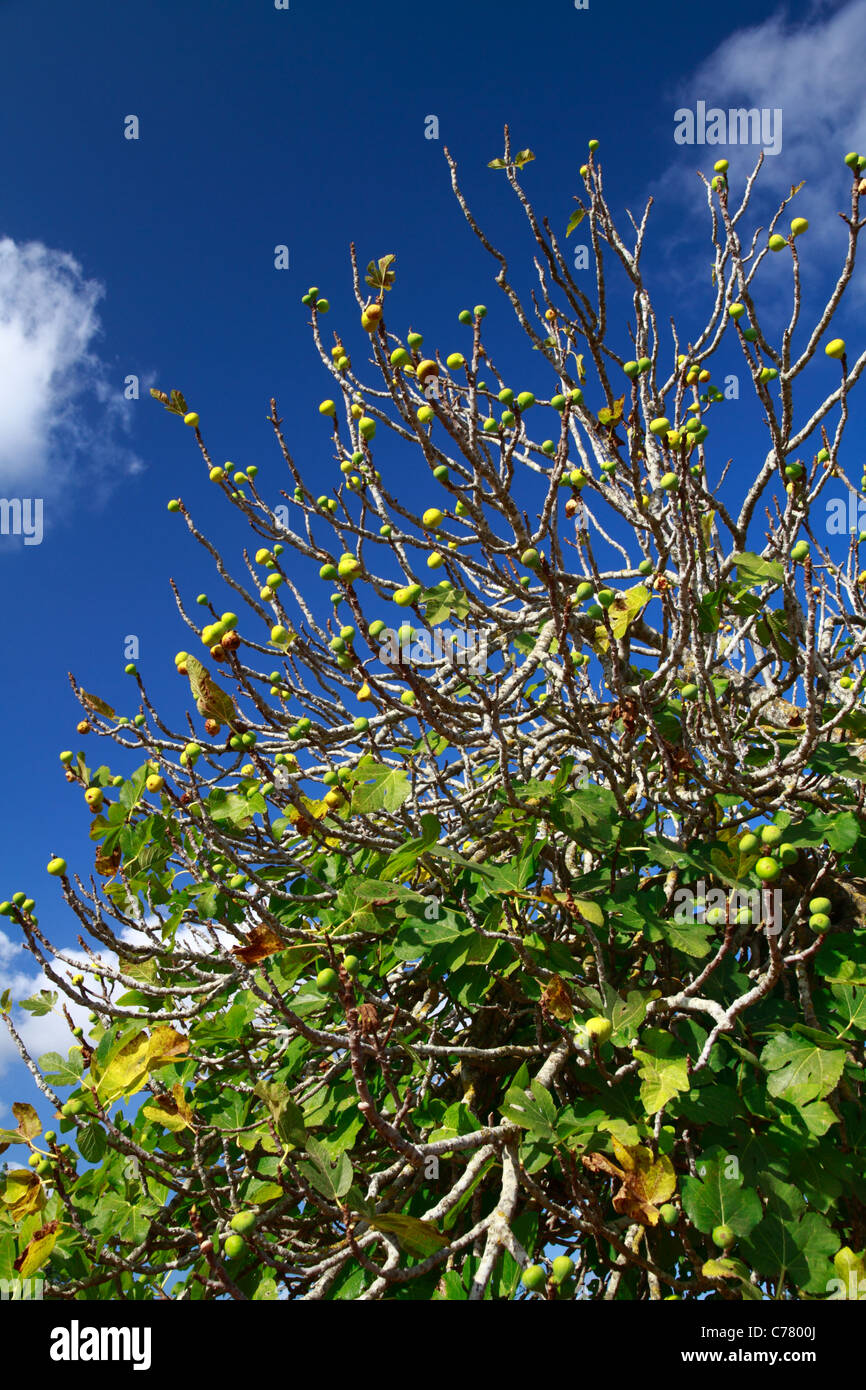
xmin=2 ymin=0 xmax=866 ymax=1117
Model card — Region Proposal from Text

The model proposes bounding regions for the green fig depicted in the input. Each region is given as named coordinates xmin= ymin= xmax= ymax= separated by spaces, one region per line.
xmin=521 ymin=1264 xmax=547 ymax=1292
xmin=755 ymin=857 xmax=781 ymax=882
xmin=585 ymin=1016 xmax=612 ymax=1042
xmin=551 ymin=1255 xmax=575 ymax=1284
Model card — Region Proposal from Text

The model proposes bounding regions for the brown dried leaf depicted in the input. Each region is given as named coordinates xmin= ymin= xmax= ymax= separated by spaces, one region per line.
xmin=231 ymin=925 xmax=287 ymax=964
xmin=541 ymin=975 xmax=573 ymax=1021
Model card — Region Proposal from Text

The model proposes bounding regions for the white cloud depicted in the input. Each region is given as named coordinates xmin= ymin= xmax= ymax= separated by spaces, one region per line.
xmin=0 ymin=237 xmax=143 ymax=494
xmin=682 ymin=0 xmax=866 ymax=192
xmin=0 ymin=929 xmax=92 ymax=1083
xmin=0 ymin=914 xmax=240 ymax=1086
xmin=652 ymin=0 xmax=866 ymax=299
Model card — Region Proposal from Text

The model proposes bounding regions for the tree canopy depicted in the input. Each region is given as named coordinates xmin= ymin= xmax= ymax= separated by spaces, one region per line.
xmin=2 ymin=130 xmax=866 ymax=1302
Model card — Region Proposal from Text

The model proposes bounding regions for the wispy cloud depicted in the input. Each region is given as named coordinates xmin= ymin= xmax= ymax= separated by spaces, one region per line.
xmin=0 ymin=930 xmax=91 ymax=1102
xmin=646 ymin=0 xmax=866 ymax=322
xmin=0 ymin=237 xmax=143 ymax=495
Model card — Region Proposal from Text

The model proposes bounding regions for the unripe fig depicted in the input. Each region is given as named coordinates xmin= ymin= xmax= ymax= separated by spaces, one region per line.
xmin=521 ymin=1264 xmax=547 ymax=1291
xmin=585 ymin=1016 xmax=612 ymax=1042
xmin=755 ymin=856 xmax=781 ymax=882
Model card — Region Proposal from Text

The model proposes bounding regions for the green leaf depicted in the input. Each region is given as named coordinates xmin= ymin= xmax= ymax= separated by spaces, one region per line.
xmin=742 ymin=1212 xmax=838 ymax=1295
xmin=761 ymin=1032 xmax=846 ymax=1106
xmin=488 ymin=148 xmax=534 ymax=170
xmin=364 ymin=253 xmax=396 ymax=292
xmin=422 ymin=581 xmax=469 ymax=626
xmin=609 ymin=990 xmax=650 ymax=1043
xmin=18 ymin=990 xmax=56 ymax=1017
xmin=830 ymin=983 xmax=866 ymax=1034
xmin=681 ymin=1149 xmax=763 ymax=1238
xmin=346 ymin=759 xmax=412 ymax=814
xmin=253 ymin=1080 xmax=306 ymax=1147
xmin=299 ymin=1137 xmax=353 ymax=1202
xmin=633 ymin=1046 xmax=690 ymax=1115
xmin=566 ymin=207 xmax=586 ymax=237
xmin=206 ymin=788 xmax=255 ymax=832
xmin=731 ymin=551 xmax=785 ymax=587
xmin=807 ymin=742 xmax=866 ymax=780
xmin=77 ymin=1122 xmax=107 ymax=1163
xmin=572 ymin=897 xmax=604 ymax=928
xmin=500 ymin=1079 xmax=558 ymax=1140
xmin=39 ymin=1050 xmax=84 ymax=1087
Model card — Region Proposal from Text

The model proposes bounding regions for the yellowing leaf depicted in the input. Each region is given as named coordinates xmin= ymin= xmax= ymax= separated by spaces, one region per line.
xmin=11 ymin=1102 xmax=41 ymax=1140
xmin=592 ymin=585 xmax=650 ymax=655
xmin=583 ymin=1138 xmax=676 ymax=1225
xmin=1 ymin=1169 xmax=47 ymax=1221
xmin=541 ymin=975 xmax=573 ymax=1021
xmin=834 ymin=1245 xmax=866 ymax=1297
xmin=633 ymin=1048 xmax=690 ymax=1114
xmin=142 ymin=1082 xmax=193 ymax=1132
xmin=572 ymin=898 xmax=604 ymax=927
xmin=79 ymin=688 xmax=115 ymax=718
xmin=93 ymin=1027 xmax=188 ymax=1103
xmin=367 ymin=1214 xmax=449 ymax=1257
xmin=14 ymin=1220 xmax=59 ymax=1278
